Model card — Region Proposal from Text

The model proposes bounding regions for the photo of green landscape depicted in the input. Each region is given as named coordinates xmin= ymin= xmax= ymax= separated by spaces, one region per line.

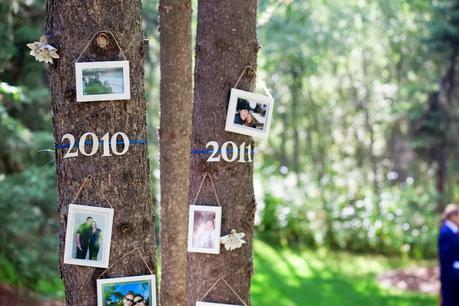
xmin=82 ymin=68 xmax=123 ymax=95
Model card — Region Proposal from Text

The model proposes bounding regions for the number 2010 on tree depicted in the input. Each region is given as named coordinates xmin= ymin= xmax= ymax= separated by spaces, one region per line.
xmin=61 ymin=132 xmax=130 ymax=158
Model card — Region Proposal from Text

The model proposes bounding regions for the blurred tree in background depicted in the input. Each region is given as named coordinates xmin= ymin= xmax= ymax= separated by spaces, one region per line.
xmin=255 ymin=0 xmax=444 ymax=259
xmin=0 ymin=0 xmax=457 ymax=302
xmin=0 ymin=0 xmax=59 ymax=295
xmin=411 ymin=0 xmax=459 ymax=213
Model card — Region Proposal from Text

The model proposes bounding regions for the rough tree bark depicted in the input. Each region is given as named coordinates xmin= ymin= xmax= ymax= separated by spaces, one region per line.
xmin=159 ymin=0 xmax=192 ymax=305
xmin=435 ymin=48 xmax=457 ymax=212
xmin=46 ymin=1 xmax=156 ymax=305
xmin=188 ymin=1 xmax=258 ymax=305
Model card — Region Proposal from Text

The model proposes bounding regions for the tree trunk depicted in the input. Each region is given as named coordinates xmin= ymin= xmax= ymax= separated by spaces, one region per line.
xmin=290 ymin=69 xmax=302 ymax=177
xmin=159 ymin=0 xmax=192 ymax=305
xmin=435 ymin=145 xmax=447 ymax=213
xmin=435 ymin=48 xmax=457 ymax=212
xmin=188 ymin=0 xmax=258 ymax=305
xmin=46 ymin=1 xmax=157 ymax=305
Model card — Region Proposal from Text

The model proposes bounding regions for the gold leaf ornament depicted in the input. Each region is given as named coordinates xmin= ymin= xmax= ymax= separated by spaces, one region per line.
xmin=26 ymin=36 xmax=59 ymax=64
xmin=220 ymin=229 xmax=246 ymax=251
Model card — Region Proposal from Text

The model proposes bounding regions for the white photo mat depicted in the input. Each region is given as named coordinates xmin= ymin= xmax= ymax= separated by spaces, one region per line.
xmin=97 ymin=275 xmax=157 ymax=306
xmin=75 ymin=60 xmax=130 ymax=102
xmin=187 ymin=205 xmax=222 ymax=254
xmin=63 ymin=204 xmax=114 ymax=268
xmin=225 ymin=88 xmax=274 ymax=139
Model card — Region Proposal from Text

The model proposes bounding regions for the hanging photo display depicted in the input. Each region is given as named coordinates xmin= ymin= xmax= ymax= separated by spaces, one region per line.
xmin=75 ymin=60 xmax=130 ymax=102
xmin=63 ymin=204 xmax=114 ymax=268
xmin=225 ymin=88 xmax=274 ymax=139
xmin=187 ymin=205 xmax=222 ymax=254
xmin=97 ymin=275 xmax=157 ymax=306
xmin=197 ymin=303 xmax=241 ymax=306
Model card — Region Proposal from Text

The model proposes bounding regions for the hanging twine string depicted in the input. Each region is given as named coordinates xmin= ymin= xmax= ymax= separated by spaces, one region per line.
xmin=74 ymin=30 xmax=127 ymax=63
xmin=199 ymin=277 xmax=248 ymax=306
xmin=97 ymin=248 xmax=154 ymax=279
xmin=192 ymin=172 xmax=222 ymax=207
xmin=233 ymin=65 xmax=272 ymax=98
xmin=260 ymin=81 xmax=273 ymax=99
xmin=233 ymin=65 xmax=256 ymax=89
xmin=70 ymin=175 xmax=114 ymax=209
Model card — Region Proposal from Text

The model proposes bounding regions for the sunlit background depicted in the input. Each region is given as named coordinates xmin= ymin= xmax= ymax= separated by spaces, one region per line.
xmin=1 ymin=0 xmax=456 ymax=305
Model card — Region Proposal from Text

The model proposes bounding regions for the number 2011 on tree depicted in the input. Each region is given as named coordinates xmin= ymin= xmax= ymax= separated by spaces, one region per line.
xmin=61 ymin=132 xmax=130 ymax=158
xmin=206 ymin=141 xmax=253 ymax=163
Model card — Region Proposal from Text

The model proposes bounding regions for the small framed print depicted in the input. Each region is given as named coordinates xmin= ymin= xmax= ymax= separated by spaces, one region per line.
xmin=225 ymin=88 xmax=274 ymax=139
xmin=63 ymin=204 xmax=114 ymax=268
xmin=196 ymin=303 xmax=241 ymax=306
xmin=97 ymin=275 xmax=157 ymax=306
xmin=75 ymin=60 xmax=130 ymax=102
xmin=187 ymin=205 xmax=222 ymax=254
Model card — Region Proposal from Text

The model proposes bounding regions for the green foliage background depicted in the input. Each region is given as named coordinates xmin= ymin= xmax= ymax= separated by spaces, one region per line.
xmin=0 ymin=0 xmax=457 ymax=304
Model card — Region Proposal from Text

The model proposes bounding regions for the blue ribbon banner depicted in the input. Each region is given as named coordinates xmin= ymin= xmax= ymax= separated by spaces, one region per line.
xmin=191 ymin=148 xmax=256 ymax=154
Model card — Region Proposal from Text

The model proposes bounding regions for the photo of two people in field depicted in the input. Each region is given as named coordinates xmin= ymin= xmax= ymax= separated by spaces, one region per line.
xmin=64 ymin=204 xmax=113 ymax=268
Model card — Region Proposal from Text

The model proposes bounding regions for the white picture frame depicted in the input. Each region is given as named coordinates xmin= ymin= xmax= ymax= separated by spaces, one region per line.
xmin=97 ymin=275 xmax=157 ymax=306
xmin=225 ymin=88 xmax=274 ymax=139
xmin=75 ymin=60 xmax=130 ymax=102
xmin=187 ymin=205 xmax=222 ymax=254
xmin=196 ymin=302 xmax=241 ymax=306
xmin=63 ymin=204 xmax=114 ymax=268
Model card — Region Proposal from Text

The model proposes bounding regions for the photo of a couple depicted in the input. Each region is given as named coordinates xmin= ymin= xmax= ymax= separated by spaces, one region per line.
xmin=225 ymin=88 xmax=274 ymax=139
xmin=120 ymin=292 xmax=147 ymax=306
xmin=64 ymin=204 xmax=113 ymax=268
xmin=98 ymin=275 xmax=155 ymax=306
xmin=75 ymin=216 xmax=102 ymax=260
xmin=233 ymin=97 xmax=266 ymax=130
xmin=192 ymin=212 xmax=217 ymax=249
xmin=188 ymin=205 xmax=221 ymax=254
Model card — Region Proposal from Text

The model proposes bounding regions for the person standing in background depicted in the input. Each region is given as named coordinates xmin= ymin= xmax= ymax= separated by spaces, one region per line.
xmin=439 ymin=204 xmax=459 ymax=306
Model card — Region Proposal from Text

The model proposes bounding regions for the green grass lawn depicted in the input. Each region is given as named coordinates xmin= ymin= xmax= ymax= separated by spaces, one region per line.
xmin=251 ymin=240 xmax=437 ymax=306
xmin=0 ymin=240 xmax=438 ymax=305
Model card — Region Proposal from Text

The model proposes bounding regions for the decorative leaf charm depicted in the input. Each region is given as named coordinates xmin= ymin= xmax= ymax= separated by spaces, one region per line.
xmin=220 ymin=229 xmax=246 ymax=251
xmin=26 ymin=42 xmax=41 ymax=57
xmin=27 ymin=36 xmax=59 ymax=64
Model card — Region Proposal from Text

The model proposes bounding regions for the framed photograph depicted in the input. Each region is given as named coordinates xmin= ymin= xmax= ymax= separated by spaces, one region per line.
xmin=225 ymin=88 xmax=274 ymax=139
xmin=187 ymin=205 xmax=222 ymax=254
xmin=63 ymin=204 xmax=114 ymax=268
xmin=97 ymin=275 xmax=156 ymax=306
xmin=197 ymin=303 xmax=241 ymax=306
xmin=75 ymin=60 xmax=130 ymax=102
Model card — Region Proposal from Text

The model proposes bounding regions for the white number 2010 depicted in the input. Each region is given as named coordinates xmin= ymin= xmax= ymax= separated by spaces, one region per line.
xmin=62 ymin=132 xmax=130 ymax=158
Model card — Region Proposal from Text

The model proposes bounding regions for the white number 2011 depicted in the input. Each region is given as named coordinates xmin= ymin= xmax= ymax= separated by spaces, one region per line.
xmin=206 ymin=141 xmax=253 ymax=163
xmin=61 ymin=132 xmax=130 ymax=158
